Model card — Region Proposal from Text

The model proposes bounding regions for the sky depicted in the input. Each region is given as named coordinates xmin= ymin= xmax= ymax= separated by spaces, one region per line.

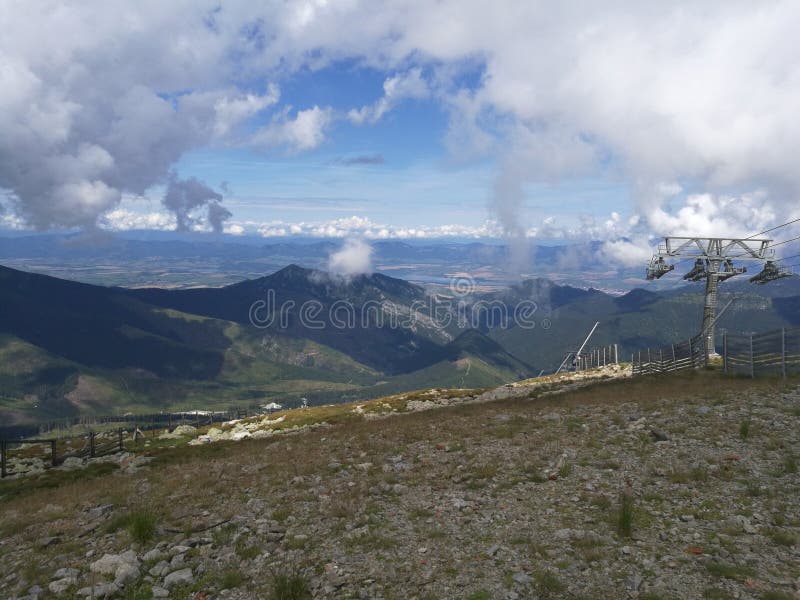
xmin=2 ymin=1 xmax=800 ymax=266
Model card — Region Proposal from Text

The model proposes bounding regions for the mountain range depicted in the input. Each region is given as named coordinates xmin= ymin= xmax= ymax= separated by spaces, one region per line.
xmin=1 ymin=261 xmax=798 ymax=427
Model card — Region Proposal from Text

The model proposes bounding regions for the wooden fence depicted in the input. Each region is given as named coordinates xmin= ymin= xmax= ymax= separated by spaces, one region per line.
xmin=1 ymin=429 xmax=124 ymax=478
xmin=576 ymin=344 xmax=619 ymax=371
xmin=631 ymin=334 xmax=707 ymax=375
xmin=723 ymin=327 xmax=800 ymax=378
xmin=13 ymin=408 xmax=254 ymax=440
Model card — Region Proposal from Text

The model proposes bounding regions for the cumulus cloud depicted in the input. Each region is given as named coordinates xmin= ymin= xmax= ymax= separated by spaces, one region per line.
xmin=328 ymin=238 xmax=374 ymax=275
xmin=252 ymin=106 xmax=333 ymax=152
xmin=254 ymin=215 xmax=503 ymax=240
xmin=162 ymin=173 xmax=231 ymax=233
xmin=207 ymin=201 xmax=234 ymax=234
xmin=88 ymin=210 xmax=642 ymax=242
xmin=348 ymin=69 xmax=429 ymax=125
xmin=599 ymin=238 xmax=655 ymax=268
xmin=644 ymin=191 xmax=776 ymax=239
xmin=99 ymin=209 xmax=176 ymax=232
xmin=212 ymin=85 xmax=280 ymax=138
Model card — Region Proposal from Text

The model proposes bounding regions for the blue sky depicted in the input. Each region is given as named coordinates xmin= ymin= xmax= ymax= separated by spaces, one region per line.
xmin=170 ymin=58 xmax=629 ymax=231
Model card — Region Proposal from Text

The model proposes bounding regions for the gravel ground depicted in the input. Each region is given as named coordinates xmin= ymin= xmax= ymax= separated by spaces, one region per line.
xmin=1 ymin=370 xmax=798 ymax=599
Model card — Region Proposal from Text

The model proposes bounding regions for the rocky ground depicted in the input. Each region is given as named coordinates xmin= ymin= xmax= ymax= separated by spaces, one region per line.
xmin=0 ymin=369 xmax=799 ymax=599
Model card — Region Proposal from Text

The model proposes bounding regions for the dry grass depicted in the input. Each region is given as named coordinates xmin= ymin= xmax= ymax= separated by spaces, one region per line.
xmin=2 ymin=371 xmax=790 ymax=515
xmin=0 ymin=370 xmax=796 ymax=597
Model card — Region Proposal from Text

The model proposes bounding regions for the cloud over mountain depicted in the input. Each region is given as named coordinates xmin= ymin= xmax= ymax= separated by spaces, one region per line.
xmin=328 ymin=238 xmax=374 ymax=276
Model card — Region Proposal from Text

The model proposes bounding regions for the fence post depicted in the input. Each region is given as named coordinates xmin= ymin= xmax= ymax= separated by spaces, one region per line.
xmin=1 ymin=441 xmax=6 ymax=478
xmin=659 ymin=348 xmax=664 ymax=373
xmin=89 ymin=432 xmax=96 ymax=458
xmin=722 ymin=332 xmax=727 ymax=373
xmin=51 ymin=440 xmax=57 ymax=467
xmin=689 ymin=337 xmax=693 ymax=368
xmin=118 ymin=429 xmax=123 ymax=452
xmin=614 ymin=344 xmax=619 ymax=365
xmin=671 ymin=344 xmax=676 ymax=370
xmin=750 ymin=333 xmax=755 ymax=378
xmin=782 ymin=328 xmax=786 ymax=379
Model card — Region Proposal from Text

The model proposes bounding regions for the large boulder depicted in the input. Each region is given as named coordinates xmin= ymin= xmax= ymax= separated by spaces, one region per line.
xmin=89 ymin=550 xmax=140 ymax=586
xmin=172 ymin=424 xmax=197 ymax=436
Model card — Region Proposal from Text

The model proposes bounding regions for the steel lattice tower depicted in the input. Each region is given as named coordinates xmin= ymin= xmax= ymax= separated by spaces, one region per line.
xmin=646 ymin=237 xmax=790 ymax=359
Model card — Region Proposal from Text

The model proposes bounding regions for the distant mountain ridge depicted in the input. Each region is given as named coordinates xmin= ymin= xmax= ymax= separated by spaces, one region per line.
xmin=1 ymin=261 xmax=798 ymax=425
xmin=127 ymin=264 xmax=451 ymax=374
xmin=0 ymin=263 xmax=537 ymax=425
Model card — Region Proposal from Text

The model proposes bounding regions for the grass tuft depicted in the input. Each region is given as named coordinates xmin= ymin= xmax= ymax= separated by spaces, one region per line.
xmin=783 ymin=453 xmax=797 ymax=474
xmin=268 ymin=568 xmax=311 ymax=600
xmin=739 ymin=419 xmax=751 ymax=440
xmin=104 ymin=507 xmax=158 ymax=544
xmin=534 ymin=570 xmax=565 ymax=595
xmin=768 ymin=529 xmax=796 ymax=547
xmin=127 ymin=508 xmax=158 ymax=544
xmin=617 ymin=490 xmax=634 ymax=538
xmin=706 ymin=562 xmax=756 ymax=581
xmin=221 ymin=568 xmax=247 ymax=589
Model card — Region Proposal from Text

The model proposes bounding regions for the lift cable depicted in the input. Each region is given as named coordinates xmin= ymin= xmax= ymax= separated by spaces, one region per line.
xmin=768 ymin=234 xmax=800 ymax=249
xmin=775 ymin=252 xmax=800 ymax=263
xmin=725 ymin=233 xmax=800 ymax=259
xmin=742 ymin=217 xmax=800 ymax=240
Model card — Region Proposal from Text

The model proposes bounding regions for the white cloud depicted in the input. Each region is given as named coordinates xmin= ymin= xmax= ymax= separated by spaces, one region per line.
xmin=225 ymin=223 xmax=245 ymax=235
xmin=251 ymin=215 xmax=504 ymax=239
xmin=599 ymin=238 xmax=655 ymax=268
xmin=99 ymin=209 xmax=176 ymax=231
xmin=644 ymin=192 xmax=777 ymax=239
xmin=92 ymin=210 xmax=653 ymax=242
xmin=328 ymin=238 xmax=373 ymax=275
xmin=348 ymin=68 xmax=428 ymax=125
xmin=213 ymin=85 xmax=280 ymax=138
xmin=252 ymin=105 xmax=333 ymax=152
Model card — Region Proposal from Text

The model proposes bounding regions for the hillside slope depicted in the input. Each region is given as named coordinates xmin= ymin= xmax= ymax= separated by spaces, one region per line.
xmin=485 ymin=278 xmax=800 ymax=371
xmin=0 ymin=371 xmax=797 ymax=599
xmin=2 ymin=261 xmax=798 ymax=423
xmin=0 ymin=264 xmax=534 ymax=424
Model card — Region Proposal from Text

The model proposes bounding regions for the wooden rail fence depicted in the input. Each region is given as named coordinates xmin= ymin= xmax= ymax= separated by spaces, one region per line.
xmin=1 ymin=429 xmax=125 ymax=478
xmin=575 ymin=344 xmax=619 ymax=371
xmin=631 ymin=334 xmax=707 ymax=375
xmin=723 ymin=327 xmax=800 ymax=378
